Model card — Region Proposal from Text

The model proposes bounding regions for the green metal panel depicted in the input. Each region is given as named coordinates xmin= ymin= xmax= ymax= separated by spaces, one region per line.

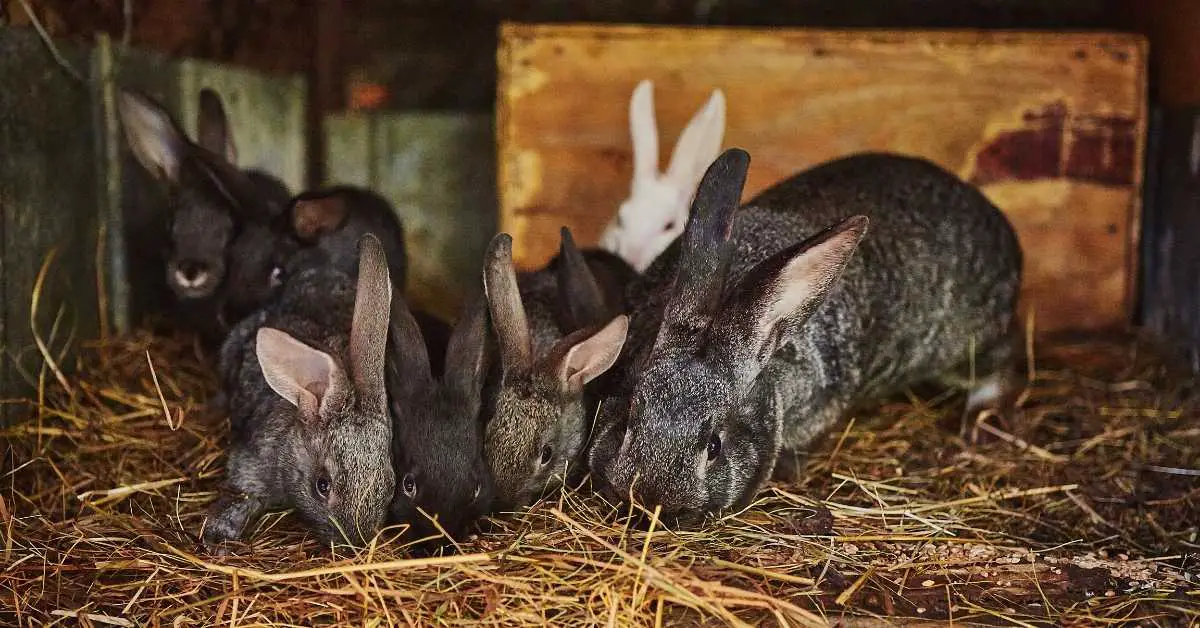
xmin=178 ymin=60 xmax=308 ymax=192
xmin=0 ymin=27 xmax=100 ymax=415
xmin=324 ymin=113 xmax=496 ymax=322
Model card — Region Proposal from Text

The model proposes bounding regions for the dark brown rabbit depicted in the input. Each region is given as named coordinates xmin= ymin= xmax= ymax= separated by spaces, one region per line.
xmin=203 ymin=235 xmax=394 ymax=550
xmin=281 ymin=186 xmax=451 ymax=374
xmin=589 ymin=148 xmax=1023 ymax=524
xmin=117 ymin=87 xmax=292 ymax=344
xmin=384 ymin=286 xmax=494 ymax=548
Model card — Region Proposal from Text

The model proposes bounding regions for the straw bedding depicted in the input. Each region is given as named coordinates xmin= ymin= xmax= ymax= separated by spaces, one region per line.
xmin=2 ymin=327 xmax=1198 ymax=626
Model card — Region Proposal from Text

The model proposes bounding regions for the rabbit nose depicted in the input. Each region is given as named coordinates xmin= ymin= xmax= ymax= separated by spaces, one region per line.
xmin=174 ymin=260 xmax=211 ymax=287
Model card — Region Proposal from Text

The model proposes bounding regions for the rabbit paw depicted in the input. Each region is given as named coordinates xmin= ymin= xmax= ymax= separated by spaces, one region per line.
xmin=201 ymin=492 xmax=263 ymax=553
xmin=959 ymin=371 xmax=1018 ymax=442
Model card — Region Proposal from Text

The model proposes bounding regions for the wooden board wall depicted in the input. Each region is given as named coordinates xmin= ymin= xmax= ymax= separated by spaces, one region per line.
xmin=497 ymin=24 xmax=1147 ymax=334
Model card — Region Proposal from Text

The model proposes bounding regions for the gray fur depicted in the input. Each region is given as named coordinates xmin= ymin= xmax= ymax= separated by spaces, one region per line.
xmin=203 ymin=235 xmax=395 ymax=550
xmin=482 ymin=230 xmax=632 ymax=510
xmin=588 ymin=149 xmax=1023 ymax=522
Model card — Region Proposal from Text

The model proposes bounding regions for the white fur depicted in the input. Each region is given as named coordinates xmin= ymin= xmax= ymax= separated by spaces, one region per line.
xmin=599 ymin=80 xmax=727 ymax=273
xmin=966 ymin=376 xmax=1004 ymax=413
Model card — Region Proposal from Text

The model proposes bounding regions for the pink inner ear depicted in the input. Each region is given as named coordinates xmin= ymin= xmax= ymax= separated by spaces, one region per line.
xmin=305 ymin=379 xmax=328 ymax=399
xmin=297 ymin=387 xmax=321 ymax=420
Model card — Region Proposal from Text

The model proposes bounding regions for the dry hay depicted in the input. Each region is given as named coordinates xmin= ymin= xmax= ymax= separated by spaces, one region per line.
xmin=2 ymin=328 xmax=1199 ymax=626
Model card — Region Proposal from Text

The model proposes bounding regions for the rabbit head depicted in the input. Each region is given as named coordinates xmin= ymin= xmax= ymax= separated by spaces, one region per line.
xmin=386 ymin=286 xmax=494 ymax=548
xmin=288 ymin=186 xmax=408 ymax=290
xmin=254 ymin=234 xmax=395 ymax=545
xmin=590 ymin=149 xmax=868 ymax=523
xmin=118 ymin=88 xmax=279 ymax=301
xmin=220 ymin=220 xmax=297 ymax=326
xmin=600 ymin=79 xmax=726 ymax=273
xmin=483 ymin=232 xmax=628 ymax=509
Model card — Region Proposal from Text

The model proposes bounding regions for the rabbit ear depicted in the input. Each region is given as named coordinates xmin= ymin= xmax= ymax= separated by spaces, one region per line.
xmin=556 ymin=227 xmax=610 ymax=331
xmin=483 ymin=233 xmax=533 ymax=377
xmin=349 ymin=234 xmax=393 ymax=416
xmin=629 ymin=80 xmax=659 ymax=184
xmin=197 ymin=88 xmax=238 ymax=165
xmin=713 ymin=215 xmax=869 ymax=389
xmin=656 ymin=148 xmax=750 ymax=340
xmin=665 ymin=89 xmax=726 ymax=191
xmin=256 ymin=327 xmax=350 ymax=424
xmin=444 ymin=288 xmax=492 ymax=412
xmin=541 ymin=315 xmax=629 ymax=394
xmin=292 ymin=193 xmax=350 ymax=242
xmin=386 ymin=289 xmax=434 ymax=402
xmin=117 ymin=89 xmax=187 ymax=185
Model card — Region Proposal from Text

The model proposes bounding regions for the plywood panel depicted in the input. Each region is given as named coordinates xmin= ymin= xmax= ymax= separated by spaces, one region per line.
xmin=497 ymin=24 xmax=1147 ymax=334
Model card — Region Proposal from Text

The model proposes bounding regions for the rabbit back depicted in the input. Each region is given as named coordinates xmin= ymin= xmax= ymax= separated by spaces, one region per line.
xmin=626 ymin=151 xmax=1021 ymax=443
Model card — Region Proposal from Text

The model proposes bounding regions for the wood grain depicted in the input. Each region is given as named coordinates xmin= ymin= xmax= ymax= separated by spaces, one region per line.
xmin=497 ymin=24 xmax=1147 ymax=333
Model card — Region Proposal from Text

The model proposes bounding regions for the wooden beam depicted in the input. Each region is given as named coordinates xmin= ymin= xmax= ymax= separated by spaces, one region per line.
xmin=308 ymin=0 xmax=344 ymax=188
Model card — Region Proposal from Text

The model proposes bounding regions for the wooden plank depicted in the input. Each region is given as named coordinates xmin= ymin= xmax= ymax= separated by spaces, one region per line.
xmin=105 ymin=42 xmax=183 ymax=334
xmin=497 ymin=24 xmax=1148 ymax=334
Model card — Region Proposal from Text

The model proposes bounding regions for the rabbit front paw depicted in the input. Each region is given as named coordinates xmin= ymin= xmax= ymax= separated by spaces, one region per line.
xmin=201 ymin=491 xmax=264 ymax=553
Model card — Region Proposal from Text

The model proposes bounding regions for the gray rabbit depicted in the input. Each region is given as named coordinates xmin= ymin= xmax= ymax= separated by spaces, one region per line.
xmin=202 ymin=235 xmax=394 ymax=550
xmin=118 ymin=87 xmax=292 ymax=344
xmin=481 ymin=230 xmax=631 ymax=510
xmin=384 ymin=284 xmax=494 ymax=548
xmin=588 ymin=148 xmax=1023 ymax=523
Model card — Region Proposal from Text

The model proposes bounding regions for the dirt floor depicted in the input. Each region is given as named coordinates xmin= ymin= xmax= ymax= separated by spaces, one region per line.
xmin=2 ymin=329 xmax=1198 ymax=626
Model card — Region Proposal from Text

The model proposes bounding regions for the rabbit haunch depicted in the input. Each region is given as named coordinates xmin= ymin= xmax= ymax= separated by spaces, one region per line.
xmin=589 ymin=149 xmax=1023 ymax=521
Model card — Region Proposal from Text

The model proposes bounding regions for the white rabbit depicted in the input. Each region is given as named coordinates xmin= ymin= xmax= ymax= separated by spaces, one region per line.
xmin=599 ymin=80 xmax=726 ymax=273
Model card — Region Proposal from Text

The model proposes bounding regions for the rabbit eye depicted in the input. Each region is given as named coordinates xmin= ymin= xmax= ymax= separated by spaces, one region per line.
xmin=539 ymin=445 xmax=554 ymax=466
xmin=706 ymin=433 xmax=722 ymax=462
xmin=663 ymin=220 xmax=677 ymax=232
xmin=402 ymin=473 xmax=417 ymax=498
xmin=314 ymin=475 xmax=331 ymax=499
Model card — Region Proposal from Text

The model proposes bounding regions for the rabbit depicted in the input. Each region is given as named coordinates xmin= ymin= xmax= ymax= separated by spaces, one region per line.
xmin=384 ymin=282 xmax=494 ymax=548
xmin=599 ymin=79 xmax=726 ymax=273
xmin=287 ymin=186 xmax=408 ymax=291
xmin=279 ymin=185 xmax=452 ymax=374
xmin=588 ymin=148 xmax=1023 ymax=525
xmin=118 ymin=87 xmax=291 ymax=344
xmin=481 ymin=230 xmax=631 ymax=510
xmin=202 ymin=234 xmax=395 ymax=550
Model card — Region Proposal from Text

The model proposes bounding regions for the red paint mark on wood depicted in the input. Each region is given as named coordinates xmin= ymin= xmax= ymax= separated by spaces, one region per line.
xmin=969 ymin=102 xmax=1136 ymax=187
xmin=1065 ymin=114 xmax=1138 ymax=186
